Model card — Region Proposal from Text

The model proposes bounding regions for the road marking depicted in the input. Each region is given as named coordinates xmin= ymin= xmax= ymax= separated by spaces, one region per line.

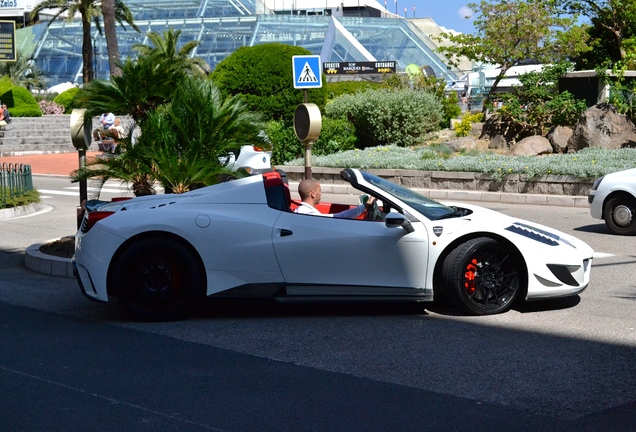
xmin=593 ymin=252 xmax=614 ymax=258
xmin=38 ymin=187 xmax=132 ymax=196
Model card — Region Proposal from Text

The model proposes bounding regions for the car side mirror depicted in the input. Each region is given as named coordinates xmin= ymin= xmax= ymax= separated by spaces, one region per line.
xmin=385 ymin=213 xmax=414 ymax=233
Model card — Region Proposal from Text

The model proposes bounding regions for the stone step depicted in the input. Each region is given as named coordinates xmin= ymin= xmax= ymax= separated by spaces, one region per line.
xmin=1 ymin=129 xmax=72 ymax=138
xmin=0 ymin=137 xmax=73 ymax=146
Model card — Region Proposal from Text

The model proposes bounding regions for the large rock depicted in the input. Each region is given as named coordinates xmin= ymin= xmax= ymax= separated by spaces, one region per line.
xmin=488 ymin=134 xmax=507 ymax=150
xmin=567 ymin=103 xmax=636 ymax=151
xmin=507 ymin=136 xmax=553 ymax=156
xmin=546 ymin=126 xmax=572 ymax=153
xmin=439 ymin=137 xmax=477 ymax=152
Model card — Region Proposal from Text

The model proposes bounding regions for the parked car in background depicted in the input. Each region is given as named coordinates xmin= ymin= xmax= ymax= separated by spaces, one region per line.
xmin=589 ymin=168 xmax=636 ymax=235
xmin=223 ymin=145 xmax=272 ymax=176
xmin=74 ymin=169 xmax=593 ymax=321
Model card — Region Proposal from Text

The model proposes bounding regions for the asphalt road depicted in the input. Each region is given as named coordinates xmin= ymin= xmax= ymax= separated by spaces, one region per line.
xmin=0 ymin=175 xmax=634 ymax=431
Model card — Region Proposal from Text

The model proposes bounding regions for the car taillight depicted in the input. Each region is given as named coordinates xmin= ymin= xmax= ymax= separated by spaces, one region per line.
xmin=81 ymin=211 xmax=115 ymax=233
xmin=253 ymin=146 xmax=264 ymax=152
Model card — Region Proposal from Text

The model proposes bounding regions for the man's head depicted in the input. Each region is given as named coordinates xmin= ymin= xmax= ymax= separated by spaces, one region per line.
xmin=298 ymin=179 xmax=322 ymax=206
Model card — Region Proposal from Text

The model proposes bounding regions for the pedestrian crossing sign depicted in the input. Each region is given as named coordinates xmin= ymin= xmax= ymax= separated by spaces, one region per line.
xmin=292 ymin=55 xmax=322 ymax=89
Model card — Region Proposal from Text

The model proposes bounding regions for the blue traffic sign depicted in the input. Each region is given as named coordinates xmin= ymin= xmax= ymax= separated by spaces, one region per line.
xmin=292 ymin=55 xmax=322 ymax=89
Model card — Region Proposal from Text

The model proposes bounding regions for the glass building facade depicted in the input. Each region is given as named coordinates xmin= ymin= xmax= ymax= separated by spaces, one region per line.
xmin=24 ymin=0 xmax=460 ymax=87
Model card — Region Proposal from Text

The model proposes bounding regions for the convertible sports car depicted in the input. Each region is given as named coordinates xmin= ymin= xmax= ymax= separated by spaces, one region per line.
xmin=73 ymin=169 xmax=593 ymax=321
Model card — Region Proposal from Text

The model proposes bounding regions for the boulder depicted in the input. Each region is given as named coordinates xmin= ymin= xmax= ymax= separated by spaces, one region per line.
xmin=439 ymin=137 xmax=477 ymax=152
xmin=507 ymin=136 xmax=553 ymax=156
xmin=488 ymin=134 xmax=507 ymax=150
xmin=567 ymin=103 xmax=636 ymax=151
xmin=546 ymin=126 xmax=572 ymax=153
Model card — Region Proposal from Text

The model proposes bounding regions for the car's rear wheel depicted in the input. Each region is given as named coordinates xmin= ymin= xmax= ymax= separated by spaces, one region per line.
xmin=111 ymin=237 xmax=205 ymax=321
xmin=604 ymin=195 xmax=636 ymax=235
xmin=442 ymin=237 xmax=522 ymax=315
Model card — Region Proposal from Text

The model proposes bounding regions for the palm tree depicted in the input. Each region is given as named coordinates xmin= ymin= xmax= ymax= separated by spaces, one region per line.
xmin=77 ymin=51 xmax=188 ymax=124
xmin=133 ymin=29 xmax=210 ymax=78
xmin=29 ymin=0 xmax=138 ymax=83
xmin=0 ymin=52 xmax=46 ymax=90
xmin=71 ymin=78 xmax=267 ymax=195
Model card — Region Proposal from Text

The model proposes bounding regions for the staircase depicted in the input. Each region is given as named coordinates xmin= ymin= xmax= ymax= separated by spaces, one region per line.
xmin=0 ymin=115 xmax=102 ymax=156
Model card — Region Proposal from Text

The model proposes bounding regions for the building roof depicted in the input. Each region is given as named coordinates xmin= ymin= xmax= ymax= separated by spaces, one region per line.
xmin=22 ymin=0 xmax=461 ymax=87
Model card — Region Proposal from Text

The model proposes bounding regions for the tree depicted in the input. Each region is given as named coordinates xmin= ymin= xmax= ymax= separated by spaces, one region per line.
xmin=77 ymin=51 xmax=188 ymax=124
xmin=562 ymin=0 xmax=636 ymax=68
xmin=436 ymin=0 xmax=590 ymax=107
xmin=133 ymin=29 xmax=210 ymax=78
xmin=492 ymin=63 xmax=588 ymax=141
xmin=72 ymin=78 xmax=267 ymax=195
xmin=0 ymin=52 xmax=46 ymax=90
xmin=29 ymin=0 xmax=138 ymax=83
xmin=210 ymin=43 xmax=327 ymax=122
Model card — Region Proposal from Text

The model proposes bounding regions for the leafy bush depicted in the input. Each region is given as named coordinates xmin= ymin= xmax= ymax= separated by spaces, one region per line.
xmin=325 ymin=80 xmax=382 ymax=101
xmin=0 ymin=77 xmax=41 ymax=117
xmin=383 ymin=72 xmax=461 ymax=129
xmin=268 ymin=117 xmax=358 ymax=164
xmin=455 ymin=112 xmax=484 ymax=137
xmin=325 ymin=88 xmax=442 ymax=148
xmin=210 ymin=43 xmax=327 ymax=122
xmin=495 ymin=63 xmax=587 ymax=140
xmin=0 ymin=189 xmax=40 ymax=209
xmin=39 ymin=100 xmax=65 ymax=115
xmin=53 ymin=87 xmax=81 ymax=114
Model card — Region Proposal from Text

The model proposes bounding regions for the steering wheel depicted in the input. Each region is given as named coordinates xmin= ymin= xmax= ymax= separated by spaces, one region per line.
xmin=364 ymin=199 xmax=383 ymax=221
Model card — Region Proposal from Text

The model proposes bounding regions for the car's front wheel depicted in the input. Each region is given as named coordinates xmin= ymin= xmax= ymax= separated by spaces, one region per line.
xmin=442 ymin=237 xmax=522 ymax=315
xmin=604 ymin=195 xmax=636 ymax=236
xmin=110 ymin=237 xmax=205 ymax=321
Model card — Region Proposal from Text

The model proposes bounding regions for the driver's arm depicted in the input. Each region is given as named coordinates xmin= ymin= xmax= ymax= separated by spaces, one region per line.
xmin=331 ymin=196 xmax=375 ymax=219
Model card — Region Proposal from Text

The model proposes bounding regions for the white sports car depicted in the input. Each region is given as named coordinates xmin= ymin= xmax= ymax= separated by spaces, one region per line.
xmin=73 ymin=169 xmax=593 ymax=321
xmin=588 ymin=168 xmax=636 ymax=235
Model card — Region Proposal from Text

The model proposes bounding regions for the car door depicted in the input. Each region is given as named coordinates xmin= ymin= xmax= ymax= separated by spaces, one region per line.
xmin=272 ymin=211 xmax=429 ymax=293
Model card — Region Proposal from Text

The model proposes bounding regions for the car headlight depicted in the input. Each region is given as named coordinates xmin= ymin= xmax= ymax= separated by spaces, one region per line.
xmin=592 ymin=176 xmax=605 ymax=191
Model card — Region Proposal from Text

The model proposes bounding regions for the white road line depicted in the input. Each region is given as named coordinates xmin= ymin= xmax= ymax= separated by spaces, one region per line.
xmin=593 ymin=252 xmax=615 ymax=258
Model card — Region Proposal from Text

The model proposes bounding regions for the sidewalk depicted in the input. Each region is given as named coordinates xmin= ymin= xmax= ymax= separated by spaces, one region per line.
xmin=0 ymin=152 xmax=101 ymax=176
xmin=0 ymin=152 xmax=589 ymax=207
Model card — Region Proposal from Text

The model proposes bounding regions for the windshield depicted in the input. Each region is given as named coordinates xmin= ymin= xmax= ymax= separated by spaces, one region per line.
xmin=361 ymin=171 xmax=459 ymax=220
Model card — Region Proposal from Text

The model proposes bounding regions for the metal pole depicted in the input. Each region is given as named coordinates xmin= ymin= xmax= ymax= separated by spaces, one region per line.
xmin=77 ymin=149 xmax=87 ymax=229
xmin=304 ymin=140 xmax=313 ymax=179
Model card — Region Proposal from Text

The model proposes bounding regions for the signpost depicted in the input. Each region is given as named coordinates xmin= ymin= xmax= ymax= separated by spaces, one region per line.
xmin=292 ymin=55 xmax=323 ymax=179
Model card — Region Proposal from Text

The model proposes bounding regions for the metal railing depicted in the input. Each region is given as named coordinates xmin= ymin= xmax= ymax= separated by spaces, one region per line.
xmin=0 ymin=163 xmax=34 ymax=207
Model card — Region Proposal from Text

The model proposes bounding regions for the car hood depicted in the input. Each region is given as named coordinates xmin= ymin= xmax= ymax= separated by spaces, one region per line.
xmin=439 ymin=201 xmax=593 ymax=253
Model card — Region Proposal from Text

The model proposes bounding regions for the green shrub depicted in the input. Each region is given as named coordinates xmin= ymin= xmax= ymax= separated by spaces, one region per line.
xmin=0 ymin=189 xmax=40 ymax=209
xmin=53 ymin=87 xmax=81 ymax=114
xmin=268 ymin=117 xmax=358 ymax=164
xmin=268 ymin=120 xmax=301 ymax=165
xmin=325 ymin=88 xmax=442 ymax=148
xmin=0 ymin=81 xmax=42 ymax=117
xmin=325 ymin=80 xmax=382 ymax=101
xmin=210 ymin=43 xmax=327 ymax=122
xmin=383 ymin=72 xmax=461 ymax=129
xmin=455 ymin=112 xmax=484 ymax=137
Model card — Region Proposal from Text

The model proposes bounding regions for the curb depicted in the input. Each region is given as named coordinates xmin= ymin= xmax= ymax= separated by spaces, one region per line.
xmin=24 ymin=240 xmax=74 ymax=278
xmin=0 ymin=203 xmax=46 ymax=220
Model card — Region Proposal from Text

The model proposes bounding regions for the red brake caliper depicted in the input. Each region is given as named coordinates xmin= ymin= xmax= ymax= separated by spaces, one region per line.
xmin=464 ymin=259 xmax=478 ymax=294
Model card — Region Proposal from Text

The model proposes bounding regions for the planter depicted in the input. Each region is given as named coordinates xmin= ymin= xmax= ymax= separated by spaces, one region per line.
xmin=280 ymin=166 xmax=594 ymax=197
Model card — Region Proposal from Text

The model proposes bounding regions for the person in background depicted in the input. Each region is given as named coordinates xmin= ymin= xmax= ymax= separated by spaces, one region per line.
xmin=0 ymin=104 xmax=10 ymax=126
xmin=93 ymin=112 xmax=115 ymax=141
xmin=295 ymin=179 xmax=375 ymax=218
